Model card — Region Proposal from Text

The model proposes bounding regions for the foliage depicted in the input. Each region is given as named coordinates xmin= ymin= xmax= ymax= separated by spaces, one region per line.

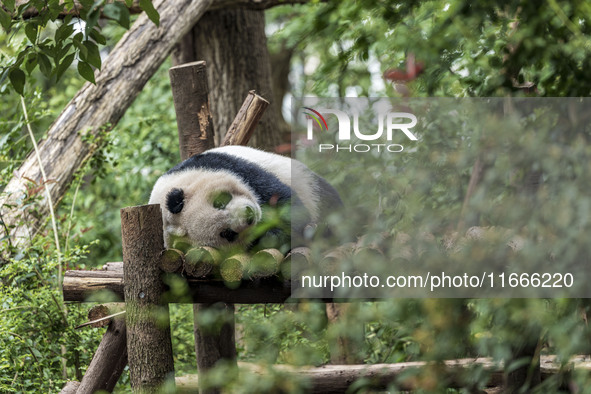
xmin=3 ymin=0 xmax=591 ymax=392
xmin=0 ymin=239 xmax=104 ymax=392
xmin=0 ymin=0 xmax=158 ymax=94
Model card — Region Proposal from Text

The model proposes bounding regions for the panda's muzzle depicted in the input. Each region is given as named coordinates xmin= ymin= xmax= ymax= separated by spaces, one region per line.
xmin=220 ymin=229 xmax=239 ymax=242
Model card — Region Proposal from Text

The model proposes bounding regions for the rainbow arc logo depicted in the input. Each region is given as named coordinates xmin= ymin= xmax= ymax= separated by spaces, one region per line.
xmin=303 ymin=107 xmax=328 ymax=131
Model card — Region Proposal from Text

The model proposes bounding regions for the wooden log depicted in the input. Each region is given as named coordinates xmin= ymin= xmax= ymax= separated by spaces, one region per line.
xmin=220 ymin=253 xmax=249 ymax=289
xmin=63 ymin=269 xmax=125 ymax=301
xmin=121 ymin=204 xmax=175 ymax=392
xmin=184 ymin=246 xmax=220 ymax=278
xmin=321 ymin=242 xmax=356 ymax=275
xmin=88 ymin=304 xmax=111 ymax=328
xmin=169 ymin=61 xmax=216 ymax=160
xmin=59 ymin=381 xmax=80 ymax=394
xmin=281 ymin=247 xmax=311 ymax=281
xmin=63 ymin=268 xmax=292 ymax=303
xmin=174 ymin=358 xmax=505 ymax=393
xmin=0 ymin=0 xmax=215 ymax=247
xmin=160 ymin=248 xmax=185 ymax=273
xmin=65 ymin=354 xmax=590 ymax=394
xmin=248 ymin=249 xmax=283 ymax=279
xmin=76 ymin=303 xmax=126 ymax=329
xmin=102 ymin=261 xmax=124 ymax=271
xmin=222 ymin=91 xmax=270 ymax=146
xmin=77 ymin=315 xmax=128 ymax=393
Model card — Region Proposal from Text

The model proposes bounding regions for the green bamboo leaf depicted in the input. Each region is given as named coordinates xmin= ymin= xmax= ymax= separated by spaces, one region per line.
xmin=9 ymin=68 xmax=26 ymax=95
xmin=77 ymin=61 xmax=95 ymax=84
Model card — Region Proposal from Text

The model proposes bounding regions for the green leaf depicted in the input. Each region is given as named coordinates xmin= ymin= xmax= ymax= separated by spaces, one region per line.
xmin=139 ymin=0 xmax=159 ymax=26
xmin=56 ymin=53 xmax=75 ymax=81
xmin=0 ymin=8 xmax=12 ymax=32
xmin=59 ymin=43 xmax=73 ymax=60
xmin=73 ymin=32 xmax=83 ymax=44
xmin=89 ymin=28 xmax=106 ymax=45
xmin=85 ymin=0 xmax=103 ymax=31
xmin=24 ymin=52 xmax=38 ymax=74
xmin=77 ymin=61 xmax=95 ymax=84
xmin=55 ymin=22 xmax=74 ymax=43
xmin=38 ymin=54 xmax=52 ymax=77
xmin=124 ymin=0 xmax=133 ymax=7
xmin=4 ymin=0 xmax=15 ymax=12
xmin=9 ymin=68 xmax=26 ymax=95
xmin=24 ymin=23 xmax=38 ymax=44
xmin=75 ymin=41 xmax=88 ymax=61
xmin=103 ymin=3 xmax=130 ymax=29
xmin=83 ymin=41 xmax=101 ymax=69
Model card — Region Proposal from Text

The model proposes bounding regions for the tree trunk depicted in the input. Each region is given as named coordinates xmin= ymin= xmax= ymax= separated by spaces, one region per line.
xmin=184 ymin=8 xmax=283 ymax=150
xmin=269 ymin=38 xmax=295 ymax=144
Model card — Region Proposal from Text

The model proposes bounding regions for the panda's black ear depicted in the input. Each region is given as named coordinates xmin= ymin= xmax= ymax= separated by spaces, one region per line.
xmin=166 ymin=188 xmax=184 ymax=214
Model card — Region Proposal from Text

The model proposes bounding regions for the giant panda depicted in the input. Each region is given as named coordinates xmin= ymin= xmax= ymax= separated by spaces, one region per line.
xmin=149 ymin=146 xmax=342 ymax=253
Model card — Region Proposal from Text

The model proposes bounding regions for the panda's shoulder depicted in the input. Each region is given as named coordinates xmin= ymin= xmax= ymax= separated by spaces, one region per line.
xmin=165 ymin=149 xmax=254 ymax=175
xmin=208 ymin=146 xmax=289 ymax=167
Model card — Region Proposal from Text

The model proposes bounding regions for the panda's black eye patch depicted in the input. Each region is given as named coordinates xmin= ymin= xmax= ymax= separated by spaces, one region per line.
xmin=213 ymin=191 xmax=232 ymax=210
xmin=166 ymin=188 xmax=184 ymax=214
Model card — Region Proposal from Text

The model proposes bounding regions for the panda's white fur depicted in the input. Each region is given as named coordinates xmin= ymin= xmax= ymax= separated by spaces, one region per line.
xmin=149 ymin=146 xmax=340 ymax=250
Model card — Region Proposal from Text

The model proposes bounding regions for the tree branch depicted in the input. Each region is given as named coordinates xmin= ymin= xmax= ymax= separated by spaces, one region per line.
xmin=11 ymin=0 xmax=311 ymax=19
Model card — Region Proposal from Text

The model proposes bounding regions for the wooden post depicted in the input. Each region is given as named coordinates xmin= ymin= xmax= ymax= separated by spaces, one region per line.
xmin=169 ymin=61 xmax=237 ymax=393
xmin=77 ymin=315 xmax=128 ymax=393
xmin=169 ymin=61 xmax=216 ymax=160
xmin=121 ymin=204 xmax=175 ymax=393
xmin=223 ymin=91 xmax=269 ymax=146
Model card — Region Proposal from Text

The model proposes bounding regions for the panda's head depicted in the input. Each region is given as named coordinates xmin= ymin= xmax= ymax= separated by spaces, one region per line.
xmin=149 ymin=169 xmax=262 ymax=249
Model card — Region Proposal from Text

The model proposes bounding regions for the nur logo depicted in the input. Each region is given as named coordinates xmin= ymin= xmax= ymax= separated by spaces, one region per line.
xmin=303 ymin=106 xmax=419 ymax=153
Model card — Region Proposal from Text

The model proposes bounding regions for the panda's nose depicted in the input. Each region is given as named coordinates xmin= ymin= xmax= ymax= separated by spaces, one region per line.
xmin=245 ymin=206 xmax=255 ymax=226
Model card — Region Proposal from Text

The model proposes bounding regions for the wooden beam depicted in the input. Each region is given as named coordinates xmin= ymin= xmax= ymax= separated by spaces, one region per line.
xmin=121 ymin=204 xmax=175 ymax=392
xmin=63 ymin=268 xmax=291 ymax=304
xmin=77 ymin=315 xmax=128 ymax=393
